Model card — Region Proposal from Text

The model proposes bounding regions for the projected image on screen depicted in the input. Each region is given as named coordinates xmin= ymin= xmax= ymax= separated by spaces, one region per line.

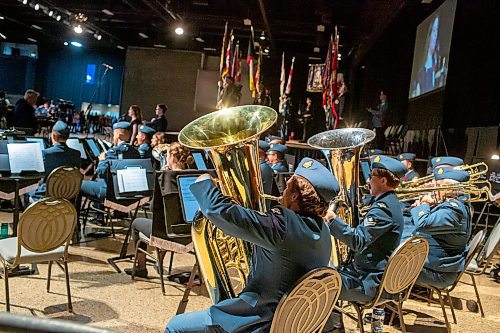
xmin=409 ymin=0 xmax=457 ymax=98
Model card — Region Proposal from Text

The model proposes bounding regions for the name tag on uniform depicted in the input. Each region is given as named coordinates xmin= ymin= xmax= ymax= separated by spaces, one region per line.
xmin=364 ymin=217 xmax=376 ymax=227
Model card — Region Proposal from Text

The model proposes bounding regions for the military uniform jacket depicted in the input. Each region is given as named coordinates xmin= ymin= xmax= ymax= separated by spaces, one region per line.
xmin=43 ymin=142 xmax=81 ymax=179
xmin=403 ymin=169 xmax=420 ymax=182
xmin=138 ymin=143 xmax=152 ymax=159
xmin=96 ymin=141 xmax=140 ymax=178
xmin=191 ymin=179 xmax=332 ymax=333
xmin=409 ymin=198 xmax=471 ymax=273
xmin=270 ymin=160 xmax=289 ymax=173
xmin=329 ymin=190 xmax=404 ymax=298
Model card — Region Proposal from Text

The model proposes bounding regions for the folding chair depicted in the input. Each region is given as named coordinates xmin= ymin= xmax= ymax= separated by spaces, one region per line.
xmin=46 ymin=166 xmax=83 ymax=203
xmin=270 ymin=267 xmax=342 ymax=333
xmin=345 ymin=236 xmax=429 ymax=333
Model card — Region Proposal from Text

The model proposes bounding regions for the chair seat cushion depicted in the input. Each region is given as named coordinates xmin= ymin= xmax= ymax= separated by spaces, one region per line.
xmin=0 ymin=237 xmax=65 ymax=266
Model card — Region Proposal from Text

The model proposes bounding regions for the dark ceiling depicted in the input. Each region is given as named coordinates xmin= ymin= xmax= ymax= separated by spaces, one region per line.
xmin=0 ymin=0 xmax=415 ymax=61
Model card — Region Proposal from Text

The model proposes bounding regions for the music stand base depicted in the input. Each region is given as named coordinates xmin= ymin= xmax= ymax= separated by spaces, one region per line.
xmin=9 ymin=264 xmax=38 ymax=277
xmin=108 ymin=254 xmax=134 ymax=273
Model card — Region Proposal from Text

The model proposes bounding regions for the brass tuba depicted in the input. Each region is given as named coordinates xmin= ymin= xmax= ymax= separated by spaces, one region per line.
xmin=178 ymin=105 xmax=277 ymax=304
xmin=308 ymin=128 xmax=375 ymax=265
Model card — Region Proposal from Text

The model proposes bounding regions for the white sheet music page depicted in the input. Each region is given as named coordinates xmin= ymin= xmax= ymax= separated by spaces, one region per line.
xmin=66 ymin=139 xmax=88 ymax=159
xmin=7 ymin=143 xmax=45 ymax=173
xmin=116 ymin=168 xmax=148 ymax=193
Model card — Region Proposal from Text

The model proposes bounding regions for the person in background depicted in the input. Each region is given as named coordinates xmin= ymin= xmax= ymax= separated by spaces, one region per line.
xmin=165 ymin=157 xmax=338 ymax=333
xmin=152 ymin=132 xmax=167 ymax=148
xmin=397 ymin=153 xmax=420 ymax=182
xmin=367 ymin=91 xmax=389 ymax=149
xmin=13 ymin=89 xmax=39 ymax=133
xmin=335 ymin=82 xmax=348 ymax=122
xmin=151 ymin=104 xmax=168 ymax=132
xmin=125 ymin=142 xmax=194 ymax=278
xmin=36 ymin=101 xmax=50 ymax=116
xmin=266 ymin=144 xmax=289 ymax=173
xmin=128 ymin=105 xmax=143 ymax=146
xmin=136 ymin=125 xmax=156 ymax=159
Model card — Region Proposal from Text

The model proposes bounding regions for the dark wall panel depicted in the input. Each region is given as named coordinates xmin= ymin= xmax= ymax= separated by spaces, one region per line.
xmin=0 ymin=56 xmax=35 ymax=95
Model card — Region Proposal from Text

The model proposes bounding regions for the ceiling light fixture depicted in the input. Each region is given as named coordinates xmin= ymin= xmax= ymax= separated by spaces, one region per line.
xmin=117 ymin=45 xmax=125 ymax=50
xmin=175 ymin=27 xmax=184 ymax=35
xmin=153 ymin=44 xmax=167 ymax=48
xmin=94 ymin=33 xmax=102 ymax=40
xmin=74 ymin=24 xmax=83 ymax=34
xmin=64 ymin=41 xmax=68 ymax=45
xmin=260 ymin=31 xmax=266 ymax=40
xmin=0 ymin=16 xmax=4 ymax=20
xmin=34 ymin=3 xmax=40 ymax=11
xmin=31 ymin=24 xmax=42 ymax=30
xmin=70 ymin=41 xmax=82 ymax=47
xmin=0 ymin=33 xmax=6 ymax=40
xmin=48 ymin=10 xmax=53 ymax=17
xmin=56 ymin=15 xmax=61 ymax=21
xmin=138 ymin=32 xmax=149 ymax=39
xmin=22 ymin=0 xmax=28 ymax=5
xmin=102 ymin=9 xmax=114 ymax=16
xmin=27 ymin=37 xmax=37 ymax=42
xmin=195 ymin=36 xmax=204 ymax=43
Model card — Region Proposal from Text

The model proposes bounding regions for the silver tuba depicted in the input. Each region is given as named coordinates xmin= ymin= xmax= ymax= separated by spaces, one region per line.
xmin=178 ymin=105 xmax=277 ymax=304
xmin=308 ymin=128 xmax=375 ymax=265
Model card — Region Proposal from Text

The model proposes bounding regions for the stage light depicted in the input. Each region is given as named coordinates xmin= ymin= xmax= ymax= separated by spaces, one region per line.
xmin=138 ymin=32 xmax=149 ymax=38
xmin=70 ymin=41 xmax=82 ymax=47
xmin=34 ymin=3 xmax=40 ymax=11
xmin=0 ymin=33 xmax=6 ymax=40
xmin=0 ymin=16 xmax=4 ymax=20
xmin=492 ymin=154 xmax=499 ymax=160
xmin=195 ymin=36 xmax=204 ymax=43
xmin=31 ymin=24 xmax=42 ymax=30
xmin=74 ymin=24 xmax=83 ymax=34
xmin=22 ymin=0 xmax=28 ymax=5
xmin=94 ymin=33 xmax=102 ymax=40
xmin=102 ymin=9 xmax=114 ymax=16
xmin=260 ymin=31 xmax=266 ymax=40
xmin=117 ymin=45 xmax=125 ymax=50
xmin=154 ymin=44 xmax=167 ymax=48
xmin=264 ymin=48 xmax=269 ymax=53
xmin=56 ymin=15 xmax=61 ymax=21
xmin=175 ymin=27 xmax=184 ymax=35
xmin=48 ymin=10 xmax=53 ymax=17
xmin=27 ymin=37 xmax=37 ymax=42
xmin=64 ymin=41 xmax=68 ymax=45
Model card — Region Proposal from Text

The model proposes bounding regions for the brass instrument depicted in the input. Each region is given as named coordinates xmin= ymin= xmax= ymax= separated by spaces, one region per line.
xmin=401 ymin=162 xmax=489 ymax=188
xmin=308 ymin=128 xmax=375 ymax=265
xmin=178 ymin=105 xmax=277 ymax=304
xmin=152 ymin=143 xmax=170 ymax=169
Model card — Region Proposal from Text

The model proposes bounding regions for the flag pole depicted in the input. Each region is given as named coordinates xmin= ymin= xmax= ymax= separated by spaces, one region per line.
xmin=218 ymin=22 xmax=228 ymax=101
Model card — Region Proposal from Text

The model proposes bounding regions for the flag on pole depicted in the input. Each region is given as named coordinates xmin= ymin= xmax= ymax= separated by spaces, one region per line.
xmin=247 ymin=27 xmax=256 ymax=97
xmin=278 ymin=52 xmax=286 ymax=111
xmin=285 ymin=56 xmax=295 ymax=95
xmin=222 ymin=30 xmax=233 ymax=80
xmin=219 ymin=22 xmax=228 ymax=80
xmin=322 ymin=28 xmax=340 ymax=129
xmin=254 ymin=46 xmax=262 ymax=98
xmin=231 ymin=41 xmax=239 ymax=77
xmin=235 ymin=49 xmax=242 ymax=82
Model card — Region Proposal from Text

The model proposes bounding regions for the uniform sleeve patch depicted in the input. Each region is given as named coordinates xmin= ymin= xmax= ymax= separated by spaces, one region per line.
xmin=364 ymin=217 xmax=376 ymax=226
xmin=271 ymin=207 xmax=282 ymax=215
xmin=418 ymin=210 xmax=425 ymax=217
xmin=450 ymin=201 xmax=458 ymax=207
xmin=376 ymin=202 xmax=387 ymax=209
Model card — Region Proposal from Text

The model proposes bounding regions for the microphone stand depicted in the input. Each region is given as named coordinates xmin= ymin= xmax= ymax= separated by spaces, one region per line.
xmin=85 ymin=65 xmax=111 ymax=117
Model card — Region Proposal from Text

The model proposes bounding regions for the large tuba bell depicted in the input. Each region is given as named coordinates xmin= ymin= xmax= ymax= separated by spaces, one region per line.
xmin=178 ymin=105 xmax=277 ymax=304
xmin=308 ymin=128 xmax=375 ymax=265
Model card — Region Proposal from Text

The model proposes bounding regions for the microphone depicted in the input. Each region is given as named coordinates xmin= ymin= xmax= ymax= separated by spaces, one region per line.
xmin=102 ymin=63 xmax=114 ymax=70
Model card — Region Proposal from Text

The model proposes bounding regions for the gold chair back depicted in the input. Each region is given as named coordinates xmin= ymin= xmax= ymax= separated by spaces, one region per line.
xmin=46 ymin=166 xmax=83 ymax=200
xmin=18 ymin=198 xmax=77 ymax=254
xmin=270 ymin=267 xmax=342 ymax=333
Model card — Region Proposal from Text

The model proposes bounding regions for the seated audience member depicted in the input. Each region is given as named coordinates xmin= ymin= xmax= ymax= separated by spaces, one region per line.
xmin=326 ymin=155 xmax=406 ymax=304
xmin=151 ymin=104 xmax=168 ymax=132
xmin=125 ymin=142 xmax=194 ymax=278
xmin=397 ymin=153 xmax=420 ymax=181
xmin=13 ymin=89 xmax=39 ymax=133
xmin=136 ymin=125 xmax=156 ymax=159
xmin=166 ymin=157 xmax=338 ymax=332
xmin=266 ymin=144 xmax=289 ymax=173
xmin=405 ymin=167 xmax=472 ymax=288
xmin=29 ymin=121 xmax=81 ymax=201
xmin=152 ymin=132 xmax=167 ymax=148
xmin=80 ymin=122 xmax=140 ymax=201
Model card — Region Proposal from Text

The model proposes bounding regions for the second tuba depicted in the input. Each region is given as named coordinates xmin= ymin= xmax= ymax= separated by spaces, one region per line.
xmin=178 ymin=105 xmax=277 ymax=304
xmin=308 ymin=128 xmax=375 ymax=265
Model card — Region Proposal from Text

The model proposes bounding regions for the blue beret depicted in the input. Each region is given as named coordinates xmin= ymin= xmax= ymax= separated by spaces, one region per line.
xmin=434 ymin=167 xmax=470 ymax=182
xmin=397 ymin=153 xmax=416 ymax=161
xmin=266 ymin=135 xmax=284 ymax=143
xmin=259 ymin=140 xmax=270 ymax=151
xmin=367 ymin=149 xmax=383 ymax=156
xmin=431 ymin=156 xmax=464 ymax=168
xmin=52 ymin=121 xmax=69 ymax=135
xmin=138 ymin=124 xmax=156 ymax=136
xmin=370 ymin=155 xmax=408 ymax=179
xmin=113 ymin=121 xmax=131 ymax=130
xmin=295 ymin=157 xmax=340 ymax=202
xmin=268 ymin=143 xmax=287 ymax=154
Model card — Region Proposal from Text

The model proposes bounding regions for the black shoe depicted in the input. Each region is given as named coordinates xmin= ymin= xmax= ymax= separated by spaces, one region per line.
xmin=124 ymin=267 xmax=148 ymax=278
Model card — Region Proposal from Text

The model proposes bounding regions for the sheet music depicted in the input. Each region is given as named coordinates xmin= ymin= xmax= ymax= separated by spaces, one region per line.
xmin=116 ymin=168 xmax=148 ymax=193
xmin=66 ymin=139 xmax=88 ymax=159
xmin=25 ymin=137 xmax=45 ymax=150
xmin=7 ymin=143 xmax=45 ymax=173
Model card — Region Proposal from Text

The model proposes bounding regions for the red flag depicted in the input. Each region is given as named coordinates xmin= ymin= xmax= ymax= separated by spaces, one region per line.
xmin=235 ymin=50 xmax=242 ymax=82
xmin=247 ymin=27 xmax=255 ymax=96
xmin=254 ymin=47 xmax=262 ymax=98
xmin=279 ymin=52 xmax=286 ymax=98
xmin=322 ymin=28 xmax=340 ymax=129
xmin=222 ymin=30 xmax=233 ymax=80
xmin=285 ymin=56 xmax=295 ymax=95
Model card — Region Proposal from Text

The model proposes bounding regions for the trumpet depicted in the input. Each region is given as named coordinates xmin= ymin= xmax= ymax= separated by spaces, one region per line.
xmin=396 ymin=179 xmax=491 ymax=203
xmin=401 ymin=162 xmax=489 ymax=188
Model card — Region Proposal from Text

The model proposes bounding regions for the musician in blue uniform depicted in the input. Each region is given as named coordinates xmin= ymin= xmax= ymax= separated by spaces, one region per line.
xmin=259 ymin=140 xmax=274 ymax=209
xmin=266 ymin=143 xmax=289 ymax=173
xmin=327 ymin=155 xmax=406 ymax=302
xmin=397 ymin=153 xmax=420 ymax=182
xmin=406 ymin=167 xmax=472 ymax=288
xmin=431 ymin=156 xmax=464 ymax=169
xmin=166 ymin=157 xmax=339 ymax=333
xmin=136 ymin=124 xmax=156 ymax=159
xmin=29 ymin=121 xmax=81 ymax=201
xmin=80 ymin=122 xmax=140 ymax=200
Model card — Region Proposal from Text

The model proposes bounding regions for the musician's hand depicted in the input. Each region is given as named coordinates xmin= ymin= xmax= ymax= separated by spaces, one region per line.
xmin=98 ymin=152 xmax=106 ymax=160
xmin=323 ymin=210 xmax=336 ymax=222
xmin=196 ymin=174 xmax=216 ymax=186
xmin=420 ymin=194 xmax=436 ymax=205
